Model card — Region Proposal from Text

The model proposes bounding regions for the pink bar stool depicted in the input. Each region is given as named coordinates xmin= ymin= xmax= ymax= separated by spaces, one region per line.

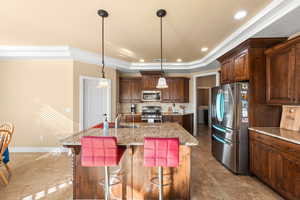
xmin=81 ymin=136 xmax=125 ymax=200
xmin=144 ymin=137 xmax=179 ymax=200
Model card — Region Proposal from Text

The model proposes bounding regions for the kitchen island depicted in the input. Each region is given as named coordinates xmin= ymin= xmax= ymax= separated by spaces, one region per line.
xmin=61 ymin=122 xmax=198 ymax=200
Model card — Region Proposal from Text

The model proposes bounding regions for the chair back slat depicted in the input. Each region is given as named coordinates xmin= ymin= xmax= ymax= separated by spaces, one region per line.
xmin=0 ymin=130 xmax=11 ymax=157
xmin=0 ymin=123 xmax=14 ymax=157
xmin=0 ymin=123 xmax=14 ymax=134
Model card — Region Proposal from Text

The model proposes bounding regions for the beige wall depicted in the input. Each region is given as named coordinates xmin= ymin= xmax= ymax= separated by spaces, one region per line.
xmin=0 ymin=60 xmax=118 ymax=148
xmin=0 ymin=60 xmax=74 ymax=147
xmin=73 ymin=61 xmax=118 ymax=132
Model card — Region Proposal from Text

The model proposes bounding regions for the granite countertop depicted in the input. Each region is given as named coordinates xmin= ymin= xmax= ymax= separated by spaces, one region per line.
xmin=162 ymin=112 xmax=193 ymax=116
xmin=121 ymin=113 xmax=142 ymax=116
xmin=121 ymin=112 xmax=193 ymax=116
xmin=61 ymin=122 xmax=199 ymax=147
xmin=249 ymin=127 xmax=300 ymax=145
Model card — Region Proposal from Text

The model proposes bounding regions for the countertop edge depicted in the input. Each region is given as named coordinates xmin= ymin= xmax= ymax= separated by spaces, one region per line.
xmin=121 ymin=112 xmax=194 ymax=116
xmin=249 ymin=127 xmax=300 ymax=145
xmin=63 ymin=143 xmax=199 ymax=147
xmin=61 ymin=123 xmax=199 ymax=147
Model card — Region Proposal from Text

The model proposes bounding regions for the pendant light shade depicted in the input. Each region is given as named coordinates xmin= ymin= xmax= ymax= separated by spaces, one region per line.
xmin=156 ymin=77 xmax=168 ymax=89
xmin=97 ymin=9 xmax=109 ymax=88
xmin=156 ymin=9 xmax=168 ymax=89
xmin=97 ymin=79 xmax=109 ymax=88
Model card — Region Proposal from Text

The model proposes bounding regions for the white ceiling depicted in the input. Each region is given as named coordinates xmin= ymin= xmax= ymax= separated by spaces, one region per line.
xmin=255 ymin=6 xmax=300 ymax=38
xmin=0 ymin=0 xmax=273 ymax=63
xmin=0 ymin=0 xmax=300 ymax=72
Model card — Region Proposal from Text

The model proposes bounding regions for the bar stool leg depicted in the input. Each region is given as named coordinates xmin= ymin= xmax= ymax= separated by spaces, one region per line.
xmin=104 ymin=166 xmax=110 ymax=200
xmin=158 ymin=166 xmax=163 ymax=200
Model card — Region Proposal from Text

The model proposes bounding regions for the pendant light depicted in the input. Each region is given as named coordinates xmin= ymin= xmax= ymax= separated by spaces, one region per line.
xmin=156 ymin=9 xmax=168 ymax=89
xmin=97 ymin=9 xmax=109 ymax=88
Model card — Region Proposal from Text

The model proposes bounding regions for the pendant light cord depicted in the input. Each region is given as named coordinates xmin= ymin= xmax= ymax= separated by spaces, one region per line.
xmin=160 ymin=16 xmax=163 ymax=75
xmin=101 ymin=16 xmax=105 ymax=79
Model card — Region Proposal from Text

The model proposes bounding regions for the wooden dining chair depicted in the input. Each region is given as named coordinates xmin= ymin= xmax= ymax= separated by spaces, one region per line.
xmin=0 ymin=123 xmax=14 ymax=134
xmin=0 ymin=123 xmax=14 ymax=185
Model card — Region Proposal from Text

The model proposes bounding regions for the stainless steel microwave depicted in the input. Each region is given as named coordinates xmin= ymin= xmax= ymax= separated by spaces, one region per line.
xmin=142 ymin=91 xmax=161 ymax=102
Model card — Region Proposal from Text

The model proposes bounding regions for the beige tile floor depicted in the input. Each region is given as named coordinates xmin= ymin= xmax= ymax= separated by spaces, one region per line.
xmin=0 ymin=126 xmax=283 ymax=200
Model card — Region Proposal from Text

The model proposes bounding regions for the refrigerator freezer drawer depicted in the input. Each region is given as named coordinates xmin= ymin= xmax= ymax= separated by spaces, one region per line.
xmin=212 ymin=124 xmax=236 ymax=142
xmin=211 ymin=134 xmax=237 ymax=173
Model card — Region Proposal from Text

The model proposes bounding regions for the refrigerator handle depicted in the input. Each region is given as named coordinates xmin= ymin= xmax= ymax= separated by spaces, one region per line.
xmin=212 ymin=134 xmax=232 ymax=145
xmin=212 ymin=125 xmax=226 ymax=133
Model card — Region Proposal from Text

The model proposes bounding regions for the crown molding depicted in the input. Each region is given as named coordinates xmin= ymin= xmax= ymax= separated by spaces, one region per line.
xmin=0 ymin=46 xmax=131 ymax=70
xmin=0 ymin=0 xmax=299 ymax=72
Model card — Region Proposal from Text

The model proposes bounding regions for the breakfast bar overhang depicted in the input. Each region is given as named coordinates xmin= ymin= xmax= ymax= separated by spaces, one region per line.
xmin=61 ymin=123 xmax=198 ymax=200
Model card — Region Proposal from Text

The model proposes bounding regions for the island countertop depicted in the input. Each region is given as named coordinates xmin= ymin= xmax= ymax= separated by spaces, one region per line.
xmin=61 ymin=122 xmax=198 ymax=146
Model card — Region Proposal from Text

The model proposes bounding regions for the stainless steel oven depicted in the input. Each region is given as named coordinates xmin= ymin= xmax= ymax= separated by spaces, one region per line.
xmin=142 ymin=91 xmax=161 ymax=102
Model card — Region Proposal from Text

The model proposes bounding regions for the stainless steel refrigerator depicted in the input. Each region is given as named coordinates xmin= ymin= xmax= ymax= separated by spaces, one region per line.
xmin=211 ymin=82 xmax=249 ymax=174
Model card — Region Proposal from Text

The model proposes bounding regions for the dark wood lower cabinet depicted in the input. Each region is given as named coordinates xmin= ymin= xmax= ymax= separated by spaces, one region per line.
xmin=250 ymin=131 xmax=300 ymax=200
xmin=123 ymin=115 xmax=142 ymax=123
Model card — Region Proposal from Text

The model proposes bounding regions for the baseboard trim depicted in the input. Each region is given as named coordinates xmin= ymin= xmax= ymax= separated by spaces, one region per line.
xmin=10 ymin=147 xmax=69 ymax=153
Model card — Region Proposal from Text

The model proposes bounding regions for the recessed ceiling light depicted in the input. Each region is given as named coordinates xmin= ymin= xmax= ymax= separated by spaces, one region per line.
xmin=139 ymin=59 xmax=145 ymax=62
xmin=201 ymin=47 xmax=208 ymax=52
xmin=234 ymin=10 xmax=247 ymax=20
xmin=177 ymin=58 xmax=182 ymax=62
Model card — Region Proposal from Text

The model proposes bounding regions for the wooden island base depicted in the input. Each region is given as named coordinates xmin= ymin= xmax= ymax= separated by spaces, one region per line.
xmin=70 ymin=145 xmax=191 ymax=200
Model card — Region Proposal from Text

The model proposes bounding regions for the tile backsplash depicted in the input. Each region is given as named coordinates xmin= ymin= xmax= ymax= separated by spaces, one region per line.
xmin=119 ymin=102 xmax=192 ymax=113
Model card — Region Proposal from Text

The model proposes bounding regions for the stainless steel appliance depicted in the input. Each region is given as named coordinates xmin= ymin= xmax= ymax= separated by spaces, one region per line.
xmin=211 ymin=82 xmax=249 ymax=174
xmin=141 ymin=106 xmax=162 ymax=122
xmin=142 ymin=91 xmax=161 ymax=102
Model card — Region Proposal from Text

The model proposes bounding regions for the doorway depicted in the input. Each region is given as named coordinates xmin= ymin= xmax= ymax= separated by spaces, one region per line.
xmin=197 ymin=87 xmax=210 ymax=126
xmin=193 ymin=73 xmax=219 ymax=135
xmin=80 ymin=76 xmax=111 ymax=130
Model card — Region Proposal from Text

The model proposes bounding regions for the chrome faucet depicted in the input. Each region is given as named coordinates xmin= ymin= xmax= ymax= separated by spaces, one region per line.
xmin=115 ymin=114 xmax=122 ymax=128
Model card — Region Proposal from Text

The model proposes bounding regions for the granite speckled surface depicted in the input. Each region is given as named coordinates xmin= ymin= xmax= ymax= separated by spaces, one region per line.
xmin=61 ymin=122 xmax=198 ymax=146
xmin=249 ymin=127 xmax=300 ymax=145
xmin=121 ymin=112 xmax=193 ymax=116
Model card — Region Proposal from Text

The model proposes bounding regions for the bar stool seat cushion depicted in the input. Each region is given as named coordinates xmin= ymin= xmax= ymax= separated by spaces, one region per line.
xmin=81 ymin=136 xmax=125 ymax=167
xmin=144 ymin=137 xmax=179 ymax=167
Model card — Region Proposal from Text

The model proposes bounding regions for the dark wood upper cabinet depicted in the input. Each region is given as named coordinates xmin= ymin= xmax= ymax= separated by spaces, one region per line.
xmin=142 ymin=75 xmax=160 ymax=90
xmin=131 ymin=78 xmax=142 ymax=102
xmin=120 ymin=76 xmax=189 ymax=103
xmin=220 ymin=58 xmax=234 ymax=84
xmin=161 ymin=78 xmax=171 ymax=101
xmin=218 ymin=38 xmax=286 ymax=85
xmin=161 ymin=77 xmax=189 ymax=103
xmin=234 ymin=49 xmax=250 ymax=81
xmin=265 ymin=36 xmax=300 ymax=104
xmin=295 ymin=42 xmax=300 ymax=103
xmin=119 ymin=78 xmax=132 ymax=103
xmin=220 ymin=50 xmax=249 ymax=84
xmin=119 ymin=78 xmax=142 ymax=103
